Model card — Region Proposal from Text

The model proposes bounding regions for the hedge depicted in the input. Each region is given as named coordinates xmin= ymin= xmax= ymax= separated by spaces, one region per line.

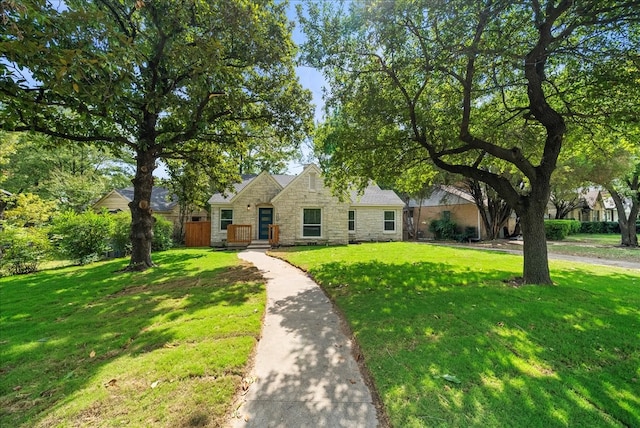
xmin=579 ymin=221 xmax=621 ymax=234
xmin=544 ymin=219 xmax=581 ymax=240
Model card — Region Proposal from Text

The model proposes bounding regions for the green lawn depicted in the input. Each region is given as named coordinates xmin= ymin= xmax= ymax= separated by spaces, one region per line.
xmin=271 ymin=243 xmax=640 ymax=428
xmin=548 ymin=234 xmax=639 ymax=263
xmin=0 ymin=249 xmax=265 ymax=427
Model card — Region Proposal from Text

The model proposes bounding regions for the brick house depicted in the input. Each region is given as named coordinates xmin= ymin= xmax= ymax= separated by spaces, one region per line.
xmin=208 ymin=164 xmax=404 ymax=246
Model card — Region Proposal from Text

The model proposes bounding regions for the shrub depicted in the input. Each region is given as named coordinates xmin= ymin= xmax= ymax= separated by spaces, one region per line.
xmin=544 ymin=220 xmax=571 ymax=240
xmin=567 ymin=220 xmax=582 ymax=234
xmin=152 ymin=215 xmax=174 ymax=251
xmin=111 ymin=211 xmax=132 ymax=256
xmin=429 ymin=218 xmax=458 ymax=240
xmin=0 ymin=226 xmax=52 ymax=276
xmin=110 ymin=212 xmax=174 ymax=255
xmin=579 ymin=221 xmax=620 ymax=234
xmin=51 ymin=211 xmax=114 ymax=264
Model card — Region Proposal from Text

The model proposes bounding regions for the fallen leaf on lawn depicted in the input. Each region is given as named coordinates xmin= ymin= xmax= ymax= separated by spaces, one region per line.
xmin=89 ymin=350 xmax=96 ymax=358
xmin=441 ymin=374 xmax=461 ymax=384
xmin=151 ymin=380 xmax=160 ymax=388
xmin=105 ymin=379 xmax=117 ymax=388
xmin=13 ymin=385 xmax=22 ymax=391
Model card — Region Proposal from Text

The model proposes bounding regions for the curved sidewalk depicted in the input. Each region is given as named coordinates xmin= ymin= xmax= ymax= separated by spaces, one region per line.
xmin=229 ymin=250 xmax=379 ymax=428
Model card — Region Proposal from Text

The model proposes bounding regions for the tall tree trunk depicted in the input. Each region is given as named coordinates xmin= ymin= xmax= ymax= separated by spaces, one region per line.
xmin=609 ymin=187 xmax=639 ymax=247
xmin=519 ymin=205 xmax=552 ymax=285
xmin=127 ymin=148 xmax=157 ymax=270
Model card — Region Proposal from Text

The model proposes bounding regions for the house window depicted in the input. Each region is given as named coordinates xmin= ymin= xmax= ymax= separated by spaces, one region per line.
xmin=303 ymin=208 xmax=322 ymax=237
xmin=348 ymin=210 xmax=355 ymax=232
xmin=220 ymin=209 xmax=233 ymax=230
xmin=384 ymin=210 xmax=396 ymax=232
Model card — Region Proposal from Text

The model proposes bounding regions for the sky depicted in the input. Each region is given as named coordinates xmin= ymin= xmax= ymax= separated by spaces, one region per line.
xmin=285 ymin=1 xmax=327 ymax=174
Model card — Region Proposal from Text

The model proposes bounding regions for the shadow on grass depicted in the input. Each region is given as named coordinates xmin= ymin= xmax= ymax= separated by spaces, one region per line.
xmin=277 ymin=250 xmax=639 ymax=427
xmin=0 ymin=249 xmax=264 ymax=426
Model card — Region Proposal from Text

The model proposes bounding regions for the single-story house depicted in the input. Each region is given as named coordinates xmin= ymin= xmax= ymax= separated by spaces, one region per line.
xmin=406 ymin=185 xmax=517 ymax=240
xmin=208 ymin=164 xmax=404 ymax=246
xmin=92 ymin=186 xmax=208 ymax=226
xmin=552 ymin=188 xmax=622 ymax=222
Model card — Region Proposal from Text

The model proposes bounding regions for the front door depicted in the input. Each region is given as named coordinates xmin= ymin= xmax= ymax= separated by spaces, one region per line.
xmin=258 ymin=208 xmax=273 ymax=240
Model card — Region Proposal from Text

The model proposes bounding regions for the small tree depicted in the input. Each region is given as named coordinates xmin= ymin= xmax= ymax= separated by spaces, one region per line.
xmin=0 ymin=225 xmax=51 ymax=276
xmin=462 ymin=178 xmax=513 ymax=240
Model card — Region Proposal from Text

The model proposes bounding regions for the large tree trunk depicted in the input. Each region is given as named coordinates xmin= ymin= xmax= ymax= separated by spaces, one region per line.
xmin=127 ymin=148 xmax=157 ymax=270
xmin=519 ymin=204 xmax=552 ymax=285
xmin=609 ymin=187 xmax=639 ymax=247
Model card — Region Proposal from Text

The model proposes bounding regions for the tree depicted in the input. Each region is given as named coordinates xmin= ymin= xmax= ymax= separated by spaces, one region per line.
xmin=1 ymin=133 xmax=134 ymax=211
xmin=462 ymin=178 xmax=514 ymax=240
xmin=1 ymin=0 xmax=312 ymax=270
xmin=300 ymin=0 xmax=639 ymax=284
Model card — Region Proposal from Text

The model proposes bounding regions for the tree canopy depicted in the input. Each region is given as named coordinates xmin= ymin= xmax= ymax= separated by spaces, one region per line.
xmin=1 ymin=0 xmax=313 ymax=269
xmin=300 ymin=0 xmax=639 ymax=284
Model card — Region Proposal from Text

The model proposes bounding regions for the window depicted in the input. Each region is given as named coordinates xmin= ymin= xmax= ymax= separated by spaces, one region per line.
xmin=220 ymin=209 xmax=233 ymax=230
xmin=309 ymin=173 xmax=317 ymax=191
xmin=384 ymin=210 xmax=395 ymax=232
xmin=303 ymin=208 xmax=322 ymax=237
xmin=348 ymin=210 xmax=355 ymax=232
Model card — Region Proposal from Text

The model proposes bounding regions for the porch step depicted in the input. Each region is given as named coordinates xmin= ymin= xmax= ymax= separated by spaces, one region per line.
xmin=247 ymin=240 xmax=272 ymax=250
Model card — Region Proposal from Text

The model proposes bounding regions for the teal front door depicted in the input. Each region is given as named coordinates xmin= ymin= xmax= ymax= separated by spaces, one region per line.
xmin=258 ymin=208 xmax=273 ymax=240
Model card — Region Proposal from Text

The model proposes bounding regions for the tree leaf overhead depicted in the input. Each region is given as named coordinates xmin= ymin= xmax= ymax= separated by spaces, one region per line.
xmin=1 ymin=0 xmax=313 ymax=269
xmin=300 ymin=0 xmax=639 ymax=284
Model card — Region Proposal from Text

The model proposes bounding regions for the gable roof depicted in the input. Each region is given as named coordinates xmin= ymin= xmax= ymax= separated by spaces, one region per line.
xmin=409 ymin=185 xmax=475 ymax=207
xmin=208 ymin=165 xmax=404 ymax=207
xmin=208 ymin=174 xmax=257 ymax=203
xmin=271 ymin=164 xmax=323 ymax=204
xmin=94 ymin=186 xmax=178 ymax=212
xmin=350 ymin=183 xmax=404 ymax=206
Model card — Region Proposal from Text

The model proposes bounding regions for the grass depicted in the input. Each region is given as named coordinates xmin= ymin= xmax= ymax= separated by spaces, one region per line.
xmin=501 ymin=234 xmax=640 ymax=264
xmin=0 ymin=248 xmax=265 ymax=427
xmin=271 ymin=242 xmax=640 ymax=428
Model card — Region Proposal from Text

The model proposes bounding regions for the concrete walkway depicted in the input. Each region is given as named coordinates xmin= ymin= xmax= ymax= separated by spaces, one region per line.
xmin=229 ymin=250 xmax=379 ymax=428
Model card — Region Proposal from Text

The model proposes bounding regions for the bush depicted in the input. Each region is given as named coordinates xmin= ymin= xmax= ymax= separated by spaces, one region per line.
xmin=51 ymin=211 xmax=114 ymax=264
xmin=579 ymin=221 xmax=620 ymax=234
xmin=544 ymin=220 xmax=576 ymax=240
xmin=111 ymin=212 xmax=132 ymax=256
xmin=0 ymin=226 xmax=52 ymax=276
xmin=152 ymin=215 xmax=174 ymax=251
xmin=429 ymin=218 xmax=458 ymax=240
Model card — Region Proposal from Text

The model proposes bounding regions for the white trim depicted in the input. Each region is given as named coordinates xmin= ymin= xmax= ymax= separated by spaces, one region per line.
xmin=220 ymin=208 xmax=233 ymax=231
xmin=383 ymin=210 xmax=396 ymax=233
xmin=348 ymin=210 xmax=356 ymax=234
xmin=302 ymin=207 xmax=323 ymax=238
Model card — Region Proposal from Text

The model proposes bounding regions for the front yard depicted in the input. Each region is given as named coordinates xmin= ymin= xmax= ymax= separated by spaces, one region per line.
xmin=2 ymin=243 xmax=638 ymax=427
xmin=0 ymin=249 xmax=265 ymax=427
xmin=272 ymin=242 xmax=640 ymax=427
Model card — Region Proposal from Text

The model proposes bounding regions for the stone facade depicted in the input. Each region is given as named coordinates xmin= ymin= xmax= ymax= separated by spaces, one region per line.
xmin=209 ymin=165 xmax=404 ymax=246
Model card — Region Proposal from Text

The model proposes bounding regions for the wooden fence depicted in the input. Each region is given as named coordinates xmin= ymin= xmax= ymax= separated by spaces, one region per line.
xmin=268 ymin=224 xmax=279 ymax=246
xmin=227 ymin=224 xmax=252 ymax=244
xmin=185 ymin=221 xmax=211 ymax=247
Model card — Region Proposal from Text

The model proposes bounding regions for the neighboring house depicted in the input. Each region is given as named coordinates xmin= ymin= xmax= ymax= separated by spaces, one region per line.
xmin=555 ymin=188 xmax=622 ymax=222
xmin=406 ymin=185 xmax=517 ymax=240
xmin=407 ymin=186 xmax=484 ymax=240
xmin=92 ymin=186 xmax=208 ymax=226
xmin=208 ymin=164 xmax=404 ymax=246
